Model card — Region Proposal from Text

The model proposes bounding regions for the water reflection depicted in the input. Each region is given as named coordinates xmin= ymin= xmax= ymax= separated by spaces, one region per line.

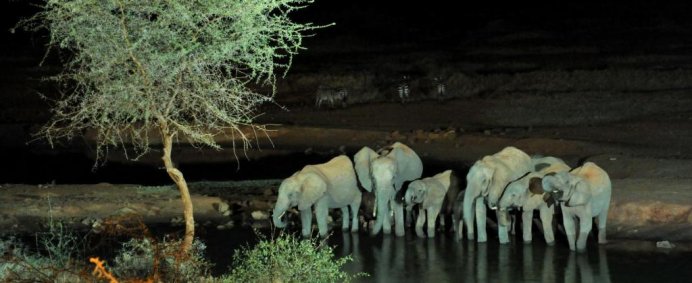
xmin=332 ymin=233 xmax=613 ymax=283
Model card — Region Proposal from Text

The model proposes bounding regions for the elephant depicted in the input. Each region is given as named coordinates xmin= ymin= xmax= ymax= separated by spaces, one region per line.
xmin=497 ymin=156 xmax=572 ymax=244
xmin=272 ymin=155 xmax=362 ymax=237
xmin=354 ymin=142 xmax=423 ymax=236
xmin=462 ymin=146 xmax=532 ymax=243
xmin=542 ymin=162 xmax=612 ymax=251
xmin=398 ymin=170 xmax=461 ymax=238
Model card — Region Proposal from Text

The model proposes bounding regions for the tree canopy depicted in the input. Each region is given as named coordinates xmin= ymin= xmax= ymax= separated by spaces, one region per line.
xmin=20 ymin=0 xmax=324 ymax=161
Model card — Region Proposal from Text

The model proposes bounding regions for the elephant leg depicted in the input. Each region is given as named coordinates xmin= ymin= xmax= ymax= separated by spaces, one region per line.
xmin=415 ymin=208 xmax=426 ymax=238
xmin=315 ymin=202 xmax=329 ymax=238
xmin=439 ymin=215 xmax=446 ymax=231
xmin=522 ymin=210 xmax=533 ymax=243
xmin=405 ymin=208 xmax=413 ymax=228
xmin=427 ymin=208 xmax=441 ymax=238
xmin=350 ymin=199 xmax=360 ymax=233
xmin=596 ymin=206 xmax=609 ymax=244
xmin=497 ymin=210 xmax=510 ymax=244
xmin=393 ymin=201 xmax=405 ymax=237
xmin=341 ymin=207 xmax=350 ymax=232
xmin=475 ymin=198 xmax=487 ymax=242
xmin=300 ymin=208 xmax=313 ymax=237
xmin=540 ymin=206 xmax=555 ymax=245
xmin=562 ymin=210 xmax=577 ymax=251
xmin=576 ymin=215 xmax=593 ymax=252
xmin=457 ymin=219 xmax=464 ymax=241
xmin=463 ymin=195 xmax=476 ymax=240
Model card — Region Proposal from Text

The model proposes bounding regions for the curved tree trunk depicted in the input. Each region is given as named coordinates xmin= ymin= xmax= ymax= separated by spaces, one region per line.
xmin=160 ymin=122 xmax=194 ymax=254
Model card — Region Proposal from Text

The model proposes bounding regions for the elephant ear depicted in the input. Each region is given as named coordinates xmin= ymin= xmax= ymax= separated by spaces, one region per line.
xmin=528 ymin=177 xmax=544 ymax=195
xmin=354 ymin=146 xmax=378 ymax=192
xmin=566 ymin=180 xmax=591 ymax=207
xmin=298 ymin=172 xmax=327 ymax=211
xmin=481 ymin=165 xmax=496 ymax=197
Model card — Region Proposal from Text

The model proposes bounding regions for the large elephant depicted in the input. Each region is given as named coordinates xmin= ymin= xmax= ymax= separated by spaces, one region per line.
xmin=542 ymin=162 xmax=612 ymax=251
xmin=462 ymin=146 xmax=532 ymax=243
xmin=399 ymin=170 xmax=461 ymax=238
xmin=354 ymin=142 xmax=423 ymax=236
xmin=497 ymin=156 xmax=572 ymax=244
xmin=272 ymin=155 xmax=362 ymax=237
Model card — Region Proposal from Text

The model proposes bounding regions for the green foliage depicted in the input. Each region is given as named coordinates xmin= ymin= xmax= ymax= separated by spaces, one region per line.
xmin=221 ymin=233 xmax=365 ymax=283
xmin=18 ymin=0 xmax=326 ymax=162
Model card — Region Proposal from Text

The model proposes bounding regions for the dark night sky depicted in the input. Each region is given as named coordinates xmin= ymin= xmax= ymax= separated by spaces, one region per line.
xmin=2 ymin=1 xmax=692 ymax=184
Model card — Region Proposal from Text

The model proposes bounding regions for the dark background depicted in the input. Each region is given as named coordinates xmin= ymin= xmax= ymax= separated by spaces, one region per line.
xmin=2 ymin=1 xmax=692 ymax=184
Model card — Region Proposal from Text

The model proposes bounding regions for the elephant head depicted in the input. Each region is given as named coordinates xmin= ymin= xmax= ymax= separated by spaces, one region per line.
xmin=402 ymin=180 xmax=427 ymax=210
xmin=465 ymin=160 xmax=494 ymax=202
xmin=273 ymin=171 xmax=327 ymax=228
xmin=354 ymin=142 xmax=423 ymax=236
xmin=541 ymin=172 xmax=590 ymax=207
xmin=499 ymin=172 xmax=549 ymax=207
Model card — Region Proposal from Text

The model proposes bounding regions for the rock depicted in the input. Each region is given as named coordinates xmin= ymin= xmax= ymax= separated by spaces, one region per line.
xmin=116 ymin=207 xmax=137 ymax=215
xmin=656 ymin=241 xmax=675 ymax=249
xmin=91 ymin=219 xmax=104 ymax=234
xmin=217 ymin=220 xmax=235 ymax=230
xmin=251 ymin=210 xmax=269 ymax=220
xmin=214 ymin=202 xmax=230 ymax=214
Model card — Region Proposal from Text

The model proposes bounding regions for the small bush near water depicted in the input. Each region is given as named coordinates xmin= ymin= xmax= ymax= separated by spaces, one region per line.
xmin=2 ymin=225 xmax=363 ymax=282
xmin=221 ymin=233 xmax=366 ymax=283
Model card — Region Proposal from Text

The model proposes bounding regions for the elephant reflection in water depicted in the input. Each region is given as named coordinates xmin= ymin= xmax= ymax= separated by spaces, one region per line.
xmin=564 ymin=248 xmax=612 ymax=283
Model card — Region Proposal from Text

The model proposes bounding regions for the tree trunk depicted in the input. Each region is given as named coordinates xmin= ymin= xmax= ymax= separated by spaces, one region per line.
xmin=160 ymin=123 xmax=194 ymax=254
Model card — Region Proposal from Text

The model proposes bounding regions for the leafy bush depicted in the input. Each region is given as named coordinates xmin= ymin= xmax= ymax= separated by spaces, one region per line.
xmin=221 ymin=234 xmax=365 ymax=283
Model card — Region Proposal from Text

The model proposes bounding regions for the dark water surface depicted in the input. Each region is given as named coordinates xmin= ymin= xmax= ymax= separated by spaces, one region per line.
xmin=206 ymin=228 xmax=692 ymax=283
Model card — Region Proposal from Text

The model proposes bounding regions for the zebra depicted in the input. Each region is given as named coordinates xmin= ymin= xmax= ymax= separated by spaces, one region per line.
xmin=315 ymin=86 xmax=349 ymax=108
xmin=397 ymin=75 xmax=410 ymax=103
xmin=433 ymin=77 xmax=446 ymax=100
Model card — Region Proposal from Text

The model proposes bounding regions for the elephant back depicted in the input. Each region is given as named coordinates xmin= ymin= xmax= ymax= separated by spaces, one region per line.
xmin=571 ymin=162 xmax=611 ymax=197
xmin=309 ymin=155 xmax=359 ymax=203
xmin=532 ymin=156 xmax=571 ymax=174
xmin=493 ymin=146 xmax=532 ymax=179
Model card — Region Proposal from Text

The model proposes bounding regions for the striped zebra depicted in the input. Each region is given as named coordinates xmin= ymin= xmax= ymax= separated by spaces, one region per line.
xmin=397 ymin=75 xmax=410 ymax=103
xmin=433 ymin=77 xmax=446 ymax=100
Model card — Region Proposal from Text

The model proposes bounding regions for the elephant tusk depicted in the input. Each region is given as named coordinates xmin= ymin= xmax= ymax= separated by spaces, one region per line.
xmin=279 ymin=211 xmax=286 ymax=219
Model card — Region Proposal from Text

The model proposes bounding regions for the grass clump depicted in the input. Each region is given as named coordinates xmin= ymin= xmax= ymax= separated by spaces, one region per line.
xmin=221 ymin=233 xmax=365 ymax=283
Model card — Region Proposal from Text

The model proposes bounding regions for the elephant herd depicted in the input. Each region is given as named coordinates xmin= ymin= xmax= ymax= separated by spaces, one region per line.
xmin=272 ymin=142 xmax=612 ymax=252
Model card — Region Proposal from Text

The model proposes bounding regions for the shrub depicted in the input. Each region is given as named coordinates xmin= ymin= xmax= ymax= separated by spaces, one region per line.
xmin=221 ymin=234 xmax=365 ymax=283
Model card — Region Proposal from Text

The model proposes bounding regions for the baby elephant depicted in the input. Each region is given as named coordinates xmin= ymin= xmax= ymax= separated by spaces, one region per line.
xmin=398 ymin=170 xmax=460 ymax=238
xmin=542 ymin=162 xmax=612 ymax=251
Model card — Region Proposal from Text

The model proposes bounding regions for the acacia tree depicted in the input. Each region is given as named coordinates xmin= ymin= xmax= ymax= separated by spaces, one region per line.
xmin=19 ymin=0 xmax=324 ymax=253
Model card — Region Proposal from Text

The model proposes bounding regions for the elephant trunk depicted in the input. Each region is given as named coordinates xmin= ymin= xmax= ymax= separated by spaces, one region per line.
xmin=273 ymin=197 xmax=290 ymax=228
xmin=403 ymin=190 xmax=415 ymax=211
